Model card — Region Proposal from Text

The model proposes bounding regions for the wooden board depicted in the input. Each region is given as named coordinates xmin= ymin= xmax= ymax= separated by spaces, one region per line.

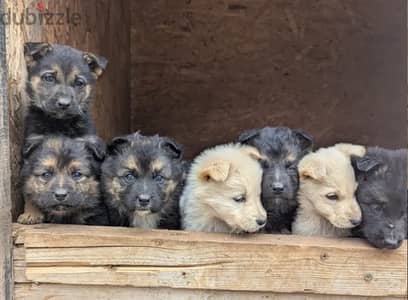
xmin=0 ymin=1 xmax=13 ymax=299
xmin=13 ymin=284 xmax=404 ymax=300
xmin=6 ymin=0 xmax=131 ymax=220
xmin=131 ymin=0 xmax=407 ymax=159
xmin=13 ymin=224 xmax=408 ymax=298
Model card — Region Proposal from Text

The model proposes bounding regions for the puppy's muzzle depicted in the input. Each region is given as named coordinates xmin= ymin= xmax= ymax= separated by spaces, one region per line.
xmin=54 ymin=188 xmax=68 ymax=202
xmin=136 ymin=194 xmax=151 ymax=210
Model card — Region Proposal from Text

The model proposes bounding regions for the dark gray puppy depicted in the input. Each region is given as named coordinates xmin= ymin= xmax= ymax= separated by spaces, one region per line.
xmin=102 ymin=132 xmax=187 ymax=229
xmin=237 ymin=127 xmax=313 ymax=233
xmin=352 ymin=147 xmax=407 ymax=249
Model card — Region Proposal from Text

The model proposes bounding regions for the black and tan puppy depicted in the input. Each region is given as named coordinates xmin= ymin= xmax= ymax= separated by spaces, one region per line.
xmin=102 ymin=132 xmax=187 ymax=229
xmin=17 ymin=135 xmax=108 ymax=225
xmin=24 ymin=42 xmax=107 ymax=138
xmin=352 ymin=147 xmax=407 ymax=249
xmin=237 ymin=127 xmax=313 ymax=233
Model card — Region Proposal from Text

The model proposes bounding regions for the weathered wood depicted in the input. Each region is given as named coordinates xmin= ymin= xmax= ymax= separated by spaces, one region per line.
xmin=131 ymin=0 xmax=407 ymax=159
xmin=0 ymin=0 xmax=13 ymax=299
xmin=13 ymin=283 xmax=404 ymax=300
xmin=12 ymin=224 xmax=408 ymax=297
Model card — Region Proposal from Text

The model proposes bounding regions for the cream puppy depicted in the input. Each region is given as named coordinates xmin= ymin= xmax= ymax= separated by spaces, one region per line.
xmin=292 ymin=143 xmax=365 ymax=237
xmin=180 ymin=144 xmax=267 ymax=233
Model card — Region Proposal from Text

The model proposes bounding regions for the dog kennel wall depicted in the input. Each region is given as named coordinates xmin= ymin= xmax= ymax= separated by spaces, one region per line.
xmin=0 ymin=1 xmax=407 ymax=299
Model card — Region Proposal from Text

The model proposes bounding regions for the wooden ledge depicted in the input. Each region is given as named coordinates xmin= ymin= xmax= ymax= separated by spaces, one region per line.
xmin=12 ymin=224 xmax=407 ymax=298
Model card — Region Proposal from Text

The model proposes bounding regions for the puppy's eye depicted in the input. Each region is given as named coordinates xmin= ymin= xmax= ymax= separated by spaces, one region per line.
xmin=71 ymin=171 xmax=84 ymax=181
xmin=325 ymin=193 xmax=338 ymax=201
xmin=123 ymin=173 xmax=136 ymax=183
xmin=233 ymin=195 xmax=246 ymax=203
xmin=74 ymin=77 xmax=86 ymax=89
xmin=153 ymin=174 xmax=166 ymax=184
xmin=40 ymin=171 xmax=53 ymax=180
xmin=41 ymin=72 xmax=56 ymax=84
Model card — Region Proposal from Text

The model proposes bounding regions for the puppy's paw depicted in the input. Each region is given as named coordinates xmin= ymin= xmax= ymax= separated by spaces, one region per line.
xmin=17 ymin=211 xmax=45 ymax=224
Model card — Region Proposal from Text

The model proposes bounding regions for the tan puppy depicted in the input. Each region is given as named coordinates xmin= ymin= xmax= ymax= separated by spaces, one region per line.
xmin=180 ymin=144 xmax=267 ymax=233
xmin=292 ymin=143 xmax=365 ymax=237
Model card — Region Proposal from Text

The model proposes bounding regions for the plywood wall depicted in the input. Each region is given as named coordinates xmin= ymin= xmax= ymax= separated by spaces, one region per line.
xmin=131 ymin=0 xmax=407 ymax=158
xmin=6 ymin=0 xmax=131 ymax=219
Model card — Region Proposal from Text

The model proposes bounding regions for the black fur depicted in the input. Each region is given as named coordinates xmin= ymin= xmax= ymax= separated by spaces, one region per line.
xmin=352 ymin=147 xmax=407 ymax=249
xmin=20 ymin=135 xmax=109 ymax=225
xmin=102 ymin=132 xmax=187 ymax=229
xmin=237 ymin=127 xmax=313 ymax=233
xmin=24 ymin=42 xmax=107 ymax=138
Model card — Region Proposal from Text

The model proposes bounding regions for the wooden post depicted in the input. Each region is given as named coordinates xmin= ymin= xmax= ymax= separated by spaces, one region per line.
xmin=0 ymin=0 xmax=13 ymax=298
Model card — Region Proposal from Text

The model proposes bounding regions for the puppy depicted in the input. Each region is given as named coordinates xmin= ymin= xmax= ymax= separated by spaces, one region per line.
xmin=18 ymin=135 xmax=108 ymax=225
xmin=102 ymin=132 xmax=187 ymax=229
xmin=292 ymin=143 xmax=365 ymax=237
xmin=237 ymin=127 xmax=313 ymax=233
xmin=24 ymin=42 xmax=107 ymax=138
xmin=180 ymin=144 xmax=267 ymax=233
xmin=352 ymin=147 xmax=407 ymax=249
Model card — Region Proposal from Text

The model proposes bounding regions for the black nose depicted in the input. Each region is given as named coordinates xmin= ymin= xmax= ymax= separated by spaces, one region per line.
xmin=54 ymin=188 xmax=68 ymax=201
xmin=256 ymin=218 xmax=266 ymax=226
xmin=350 ymin=219 xmax=361 ymax=226
xmin=138 ymin=194 xmax=151 ymax=206
xmin=57 ymin=97 xmax=72 ymax=109
xmin=271 ymin=182 xmax=284 ymax=194
xmin=384 ymin=238 xmax=403 ymax=249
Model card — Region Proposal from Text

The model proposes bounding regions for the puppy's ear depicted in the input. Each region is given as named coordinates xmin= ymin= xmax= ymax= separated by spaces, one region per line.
xmin=24 ymin=42 xmax=53 ymax=68
xmin=240 ymin=146 xmax=264 ymax=162
xmin=78 ymin=135 xmax=106 ymax=161
xmin=199 ymin=160 xmax=231 ymax=182
xmin=23 ymin=135 xmax=45 ymax=158
xmin=298 ymin=154 xmax=326 ymax=181
xmin=335 ymin=143 xmax=366 ymax=158
xmin=83 ymin=52 xmax=108 ymax=78
xmin=351 ymin=155 xmax=381 ymax=173
xmin=237 ymin=128 xmax=260 ymax=145
xmin=293 ymin=130 xmax=314 ymax=152
xmin=160 ymin=137 xmax=183 ymax=160
xmin=108 ymin=135 xmax=131 ymax=155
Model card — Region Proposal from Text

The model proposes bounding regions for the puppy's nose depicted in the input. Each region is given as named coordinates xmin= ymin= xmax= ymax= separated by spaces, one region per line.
xmin=256 ymin=218 xmax=267 ymax=227
xmin=350 ymin=219 xmax=361 ymax=226
xmin=271 ymin=182 xmax=284 ymax=194
xmin=384 ymin=238 xmax=402 ymax=249
xmin=54 ymin=188 xmax=68 ymax=201
xmin=138 ymin=194 xmax=151 ymax=206
xmin=57 ymin=97 xmax=72 ymax=109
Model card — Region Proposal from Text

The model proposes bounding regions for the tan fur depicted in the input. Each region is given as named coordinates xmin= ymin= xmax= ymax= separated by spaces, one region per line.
xmin=41 ymin=157 xmax=57 ymax=169
xmin=293 ymin=144 xmax=365 ymax=237
xmin=125 ymin=157 xmax=140 ymax=172
xmin=17 ymin=199 xmax=44 ymax=224
xmin=109 ymin=177 xmax=124 ymax=202
xmin=180 ymin=144 xmax=266 ymax=233
xmin=151 ymin=160 xmax=164 ymax=173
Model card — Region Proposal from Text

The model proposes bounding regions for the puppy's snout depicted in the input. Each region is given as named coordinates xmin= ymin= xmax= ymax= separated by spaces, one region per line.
xmin=137 ymin=194 xmax=151 ymax=207
xmin=54 ymin=188 xmax=68 ymax=201
xmin=256 ymin=218 xmax=267 ymax=227
xmin=57 ymin=96 xmax=72 ymax=109
xmin=350 ymin=218 xmax=361 ymax=226
xmin=384 ymin=237 xmax=403 ymax=249
xmin=271 ymin=182 xmax=284 ymax=194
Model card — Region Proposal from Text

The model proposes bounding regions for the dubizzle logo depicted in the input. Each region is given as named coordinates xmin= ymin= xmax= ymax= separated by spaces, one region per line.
xmin=0 ymin=1 xmax=81 ymax=26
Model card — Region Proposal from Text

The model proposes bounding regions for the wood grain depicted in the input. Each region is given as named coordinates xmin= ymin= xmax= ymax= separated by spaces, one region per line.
xmin=13 ymin=224 xmax=408 ymax=297
xmin=13 ymin=284 xmax=404 ymax=300
xmin=131 ymin=0 xmax=407 ymax=159
xmin=0 ymin=1 xmax=13 ymax=299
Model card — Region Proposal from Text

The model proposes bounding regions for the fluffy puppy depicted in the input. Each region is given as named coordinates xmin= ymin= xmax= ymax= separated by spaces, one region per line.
xmin=18 ymin=135 xmax=108 ymax=225
xmin=237 ymin=127 xmax=313 ymax=233
xmin=352 ymin=147 xmax=407 ymax=249
xmin=292 ymin=143 xmax=365 ymax=237
xmin=180 ymin=144 xmax=267 ymax=233
xmin=24 ymin=42 xmax=107 ymax=138
xmin=102 ymin=132 xmax=187 ymax=229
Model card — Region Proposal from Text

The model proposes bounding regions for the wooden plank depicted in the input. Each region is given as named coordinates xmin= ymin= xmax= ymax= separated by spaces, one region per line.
xmin=0 ymin=0 xmax=13 ymax=299
xmin=16 ymin=224 xmax=407 ymax=297
xmin=13 ymin=284 xmax=404 ymax=300
xmin=131 ymin=0 xmax=407 ymax=159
